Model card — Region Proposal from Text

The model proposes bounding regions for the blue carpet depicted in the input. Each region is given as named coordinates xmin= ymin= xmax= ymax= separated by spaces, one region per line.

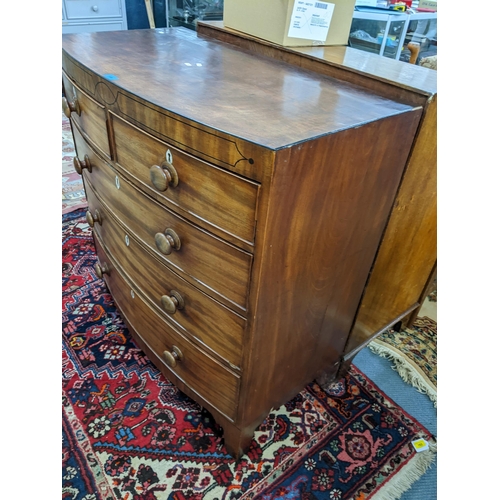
xmin=354 ymin=347 xmax=437 ymax=500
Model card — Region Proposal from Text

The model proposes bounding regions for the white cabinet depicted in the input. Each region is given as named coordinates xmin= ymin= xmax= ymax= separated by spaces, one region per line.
xmin=62 ymin=0 xmax=128 ymax=33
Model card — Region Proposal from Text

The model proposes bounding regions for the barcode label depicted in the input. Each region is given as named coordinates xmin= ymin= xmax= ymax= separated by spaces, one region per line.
xmin=315 ymin=2 xmax=328 ymax=8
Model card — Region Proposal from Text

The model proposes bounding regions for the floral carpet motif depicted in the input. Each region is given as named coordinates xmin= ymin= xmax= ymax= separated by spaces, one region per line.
xmin=369 ymin=318 xmax=437 ymax=408
xmin=63 ymin=209 xmax=436 ymax=500
xmin=62 ymin=113 xmax=87 ymax=215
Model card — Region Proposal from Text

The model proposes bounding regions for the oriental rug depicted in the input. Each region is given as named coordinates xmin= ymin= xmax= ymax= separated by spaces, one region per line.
xmin=63 ymin=209 xmax=436 ymax=500
xmin=62 ymin=113 xmax=87 ymax=215
xmin=369 ymin=318 xmax=437 ymax=408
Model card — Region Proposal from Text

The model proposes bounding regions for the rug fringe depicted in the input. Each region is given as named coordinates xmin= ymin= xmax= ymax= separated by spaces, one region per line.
xmin=368 ymin=440 xmax=437 ymax=500
xmin=369 ymin=341 xmax=437 ymax=408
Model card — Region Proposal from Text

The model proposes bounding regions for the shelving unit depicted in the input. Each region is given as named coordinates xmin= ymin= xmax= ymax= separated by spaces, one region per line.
xmin=349 ymin=10 xmax=437 ymax=62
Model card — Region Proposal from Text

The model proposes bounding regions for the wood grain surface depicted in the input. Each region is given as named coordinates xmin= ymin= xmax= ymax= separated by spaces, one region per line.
xmin=86 ymin=183 xmax=246 ymax=369
xmin=62 ymin=72 xmax=111 ymax=158
xmin=63 ymin=27 xmax=433 ymax=458
xmin=93 ymin=234 xmax=241 ymax=420
xmin=111 ymin=112 xmax=260 ymax=246
xmin=62 ymin=28 xmax=415 ymax=149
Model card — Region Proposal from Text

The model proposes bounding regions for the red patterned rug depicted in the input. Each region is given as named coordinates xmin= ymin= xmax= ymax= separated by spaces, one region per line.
xmin=63 ymin=209 xmax=436 ymax=500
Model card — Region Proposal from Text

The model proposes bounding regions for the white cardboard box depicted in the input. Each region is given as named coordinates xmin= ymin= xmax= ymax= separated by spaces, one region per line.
xmin=223 ymin=0 xmax=357 ymax=47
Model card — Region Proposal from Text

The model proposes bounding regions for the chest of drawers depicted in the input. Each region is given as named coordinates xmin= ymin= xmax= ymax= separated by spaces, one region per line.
xmin=62 ymin=27 xmax=422 ymax=458
xmin=62 ymin=0 xmax=128 ymax=34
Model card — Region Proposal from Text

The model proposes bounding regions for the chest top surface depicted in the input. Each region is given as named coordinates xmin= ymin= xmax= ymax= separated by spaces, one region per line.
xmin=62 ymin=27 xmax=416 ymax=149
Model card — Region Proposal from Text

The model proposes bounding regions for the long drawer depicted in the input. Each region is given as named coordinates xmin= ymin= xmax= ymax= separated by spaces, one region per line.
xmin=62 ymin=72 xmax=110 ymax=159
xmin=86 ymin=183 xmax=246 ymax=369
xmin=93 ymin=234 xmax=240 ymax=420
xmin=111 ymin=112 xmax=260 ymax=246
xmin=73 ymin=122 xmax=253 ymax=311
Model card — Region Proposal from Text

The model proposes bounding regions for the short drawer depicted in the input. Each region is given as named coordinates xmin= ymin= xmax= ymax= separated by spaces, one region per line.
xmin=93 ymin=236 xmax=240 ymax=420
xmin=111 ymin=113 xmax=259 ymax=246
xmin=63 ymin=72 xmax=110 ymax=158
xmin=65 ymin=0 xmax=122 ymax=20
xmin=73 ymin=124 xmax=252 ymax=311
xmin=86 ymin=185 xmax=246 ymax=369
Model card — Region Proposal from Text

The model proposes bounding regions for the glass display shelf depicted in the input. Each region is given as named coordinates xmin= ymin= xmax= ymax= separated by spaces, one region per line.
xmin=349 ymin=10 xmax=437 ymax=63
xmin=168 ymin=0 xmax=223 ymax=30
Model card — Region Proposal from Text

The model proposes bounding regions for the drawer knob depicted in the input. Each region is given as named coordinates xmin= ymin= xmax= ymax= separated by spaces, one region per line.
xmin=86 ymin=209 xmax=102 ymax=227
xmin=62 ymin=95 xmax=81 ymax=118
xmin=155 ymin=228 xmax=181 ymax=255
xmin=161 ymin=290 xmax=185 ymax=315
xmin=149 ymin=162 xmax=179 ymax=192
xmin=94 ymin=262 xmax=109 ymax=279
xmin=91 ymin=5 xmax=98 ymax=11
xmin=73 ymin=155 xmax=92 ymax=175
xmin=163 ymin=345 xmax=183 ymax=368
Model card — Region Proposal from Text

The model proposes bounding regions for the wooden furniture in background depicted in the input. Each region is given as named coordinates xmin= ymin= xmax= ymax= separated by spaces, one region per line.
xmin=407 ymin=42 xmax=420 ymax=64
xmin=197 ymin=21 xmax=437 ymax=370
xmin=144 ymin=0 xmax=156 ymax=28
xmin=62 ymin=26 xmax=428 ymax=458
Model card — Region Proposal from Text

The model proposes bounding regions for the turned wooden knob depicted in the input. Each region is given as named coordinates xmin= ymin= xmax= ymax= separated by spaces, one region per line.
xmin=155 ymin=228 xmax=181 ymax=255
xmin=86 ymin=209 xmax=102 ymax=227
xmin=150 ymin=161 xmax=179 ymax=192
xmin=161 ymin=290 xmax=185 ymax=314
xmin=62 ymin=95 xmax=81 ymax=118
xmin=94 ymin=262 xmax=109 ymax=279
xmin=73 ymin=155 xmax=92 ymax=175
xmin=163 ymin=345 xmax=183 ymax=368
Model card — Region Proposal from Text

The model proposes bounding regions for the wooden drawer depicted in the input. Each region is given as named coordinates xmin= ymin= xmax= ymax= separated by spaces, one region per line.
xmin=65 ymin=0 xmax=122 ymax=19
xmin=73 ymin=123 xmax=252 ymax=311
xmin=86 ymin=184 xmax=246 ymax=369
xmin=111 ymin=113 xmax=260 ymax=247
xmin=93 ymin=235 xmax=240 ymax=419
xmin=62 ymin=72 xmax=110 ymax=158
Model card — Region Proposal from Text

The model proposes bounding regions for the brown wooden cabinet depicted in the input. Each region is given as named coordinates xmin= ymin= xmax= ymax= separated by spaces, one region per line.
xmin=62 ymin=26 xmax=433 ymax=458
xmin=196 ymin=20 xmax=437 ymax=370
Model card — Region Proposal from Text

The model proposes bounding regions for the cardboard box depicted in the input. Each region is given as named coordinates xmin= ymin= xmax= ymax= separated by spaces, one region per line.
xmin=223 ymin=0 xmax=357 ymax=47
xmin=417 ymin=0 xmax=437 ymax=11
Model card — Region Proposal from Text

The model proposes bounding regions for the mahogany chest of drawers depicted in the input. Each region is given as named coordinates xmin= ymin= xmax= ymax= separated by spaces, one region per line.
xmin=62 ymin=27 xmax=422 ymax=458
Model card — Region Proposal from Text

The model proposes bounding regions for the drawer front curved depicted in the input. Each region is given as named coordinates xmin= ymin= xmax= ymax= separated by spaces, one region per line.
xmin=93 ymin=236 xmax=240 ymax=420
xmin=63 ymin=72 xmax=110 ymax=158
xmin=73 ymin=123 xmax=252 ymax=311
xmin=111 ymin=113 xmax=260 ymax=246
xmin=86 ymin=184 xmax=246 ymax=369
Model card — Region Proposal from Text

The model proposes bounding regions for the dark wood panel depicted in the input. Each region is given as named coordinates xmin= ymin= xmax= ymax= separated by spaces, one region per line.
xmin=93 ymin=234 xmax=240 ymax=420
xmin=111 ymin=112 xmax=260 ymax=246
xmin=197 ymin=21 xmax=437 ymax=107
xmin=86 ymin=185 xmax=246 ymax=369
xmin=346 ymin=97 xmax=437 ymax=353
xmin=238 ymin=109 xmax=422 ymax=426
xmin=61 ymin=28 xmax=415 ymax=149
